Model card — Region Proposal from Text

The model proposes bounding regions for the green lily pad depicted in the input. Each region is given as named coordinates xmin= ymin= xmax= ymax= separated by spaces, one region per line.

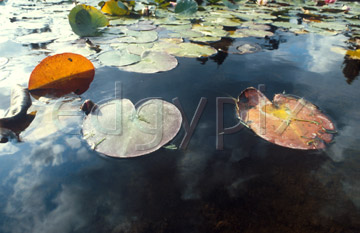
xmin=121 ymin=51 xmax=178 ymax=73
xmin=175 ymin=0 xmax=198 ymax=16
xmin=166 ymin=43 xmax=217 ymax=58
xmin=118 ymin=30 xmax=158 ymax=43
xmin=241 ymin=21 xmax=271 ymax=30
xmin=127 ymin=22 xmax=157 ymax=31
xmin=109 ymin=18 xmax=139 ymax=26
xmin=68 ymin=4 xmax=109 ymax=37
xmin=232 ymin=28 xmax=274 ymax=38
xmin=310 ymin=21 xmax=347 ymax=31
xmin=203 ymin=17 xmax=242 ymax=27
xmin=192 ymin=24 xmax=229 ymax=37
xmin=15 ymin=32 xmax=58 ymax=44
xmin=189 ymin=36 xmax=222 ymax=42
xmin=97 ymin=50 xmax=141 ymax=67
xmin=168 ymin=29 xmax=204 ymax=38
xmin=82 ymin=98 xmax=182 ymax=158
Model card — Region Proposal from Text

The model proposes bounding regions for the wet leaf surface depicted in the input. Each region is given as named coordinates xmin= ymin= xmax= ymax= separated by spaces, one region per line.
xmin=121 ymin=51 xmax=178 ymax=73
xmin=82 ymin=98 xmax=182 ymax=158
xmin=236 ymin=88 xmax=336 ymax=150
xmin=68 ymin=4 xmax=109 ymax=37
xmin=28 ymin=53 xmax=95 ymax=97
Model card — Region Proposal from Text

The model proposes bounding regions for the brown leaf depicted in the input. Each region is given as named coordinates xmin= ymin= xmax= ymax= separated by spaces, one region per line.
xmin=236 ymin=88 xmax=335 ymax=150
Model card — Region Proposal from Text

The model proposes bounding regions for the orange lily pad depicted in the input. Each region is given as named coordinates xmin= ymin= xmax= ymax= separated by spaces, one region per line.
xmin=236 ymin=88 xmax=336 ymax=150
xmin=28 ymin=53 xmax=95 ymax=97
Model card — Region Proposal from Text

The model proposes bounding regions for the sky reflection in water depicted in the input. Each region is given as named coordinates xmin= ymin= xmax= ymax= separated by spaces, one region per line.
xmin=0 ymin=0 xmax=360 ymax=232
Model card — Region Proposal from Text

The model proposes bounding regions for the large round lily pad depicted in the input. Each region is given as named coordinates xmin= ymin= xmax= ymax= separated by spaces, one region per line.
xmin=121 ymin=51 xmax=178 ymax=73
xmin=165 ymin=43 xmax=218 ymax=58
xmin=97 ymin=50 xmax=141 ymax=67
xmin=82 ymin=99 xmax=182 ymax=158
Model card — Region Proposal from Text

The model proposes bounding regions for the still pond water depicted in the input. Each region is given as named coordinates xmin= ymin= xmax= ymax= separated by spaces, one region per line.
xmin=0 ymin=0 xmax=360 ymax=232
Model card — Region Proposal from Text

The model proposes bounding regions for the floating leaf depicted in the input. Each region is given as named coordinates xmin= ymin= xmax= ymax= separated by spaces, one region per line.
xmin=15 ymin=32 xmax=58 ymax=44
xmin=109 ymin=18 xmax=139 ymax=26
xmin=236 ymin=87 xmax=335 ymax=150
xmin=28 ymin=53 xmax=95 ymax=97
xmin=233 ymin=42 xmax=262 ymax=54
xmin=190 ymin=36 xmax=222 ymax=42
xmin=127 ymin=23 xmax=157 ymax=31
xmin=203 ymin=17 xmax=242 ymax=27
xmin=175 ymin=0 xmax=198 ymax=15
xmin=165 ymin=42 xmax=218 ymax=58
xmin=82 ymin=98 xmax=182 ymax=158
xmin=346 ymin=49 xmax=360 ymax=60
xmin=168 ymin=29 xmax=203 ymax=38
xmin=121 ymin=51 xmax=178 ymax=73
xmin=101 ymin=0 xmax=129 ymax=16
xmin=118 ymin=30 xmax=158 ymax=43
xmin=192 ymin=24 xmax=229 ymax=37
xmin=97 ymin=50 xmax=141 ymax=67
xmin=68 ymin=4 xmax=109 ymax=37
xmin=232 ymin=28 xmax=274 ymax=38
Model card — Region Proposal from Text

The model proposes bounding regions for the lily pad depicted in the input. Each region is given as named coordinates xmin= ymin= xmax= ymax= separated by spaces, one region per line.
xmin=100 ymin=0 xmax=129 ymax=16
xmin=15 ymin=32 xmax=58 ymax=44
xmin=192 ymin=24 xmax=229 ymax=37
xmin=97 ymin=50 xmax=141 ymax=67
xmin=232 ymin=28 xmax=274 ymax=38
xmin=233 ymin=42 xmax=262 ymax=54
xmin=68 ymin=4 xmax=109 ymax=37
xmin=189 ymin=36 xmax=222 ymax=43
xmin=236 ymin=87 xmax=335 ymax=150
xmin=175 ymin=0 xmax=198 ymax=16
xmin=82 ymin=98 xmax=182 ymax=158
xmin=118 ymin=30 xmax=158 ymax=43
xmin=127 ymin=23 xmax=156 ymax=31
xmin=121 ymin=51 xmax=178 ymax=73
xmin=165 ymin=42 xmax=217 ymax=58
xmin=28 ymin=53 xmax=95 ymax=97
xmin=109 ymin=18 xmax=139 ymax=26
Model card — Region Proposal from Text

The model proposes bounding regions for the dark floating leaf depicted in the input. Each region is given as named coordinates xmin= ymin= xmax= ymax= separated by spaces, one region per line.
xmin=0 ymin=85 xmax=35 ymax=136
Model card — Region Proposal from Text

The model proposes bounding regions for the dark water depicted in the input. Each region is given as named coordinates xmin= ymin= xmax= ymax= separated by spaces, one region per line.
xmin=1 ymin=0 xmax=360 ymax=233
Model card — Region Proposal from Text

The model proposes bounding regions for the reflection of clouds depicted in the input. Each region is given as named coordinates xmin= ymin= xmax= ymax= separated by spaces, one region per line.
xmin=0 ymin=142 xmax=19 ymax=156
xmin=2 ymin=137 xmax=86 ymax=233
xmin=306 ymin=34 xmax=346 ymax=73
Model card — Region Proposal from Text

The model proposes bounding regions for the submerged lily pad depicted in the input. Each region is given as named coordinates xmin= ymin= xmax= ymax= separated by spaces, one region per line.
xmin=68 ymin=4 xmax=109 ymax=37
xmin=97 ymin=50 xmax=141 ymax=67
xmin=82 ymin=98 xmax=182 ymax=158
xmin=121 ymin=51 xmax=178 ymax=73
xmin=233 ymin=42 xmax=262 ymax=54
